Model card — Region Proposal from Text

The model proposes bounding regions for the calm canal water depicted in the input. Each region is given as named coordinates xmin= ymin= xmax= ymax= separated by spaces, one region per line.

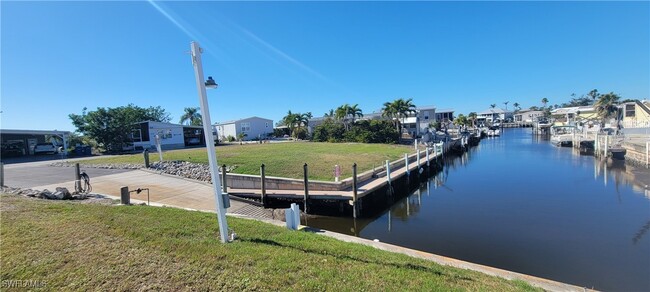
xmin=309 ymin=128 xmax=650 ymax=291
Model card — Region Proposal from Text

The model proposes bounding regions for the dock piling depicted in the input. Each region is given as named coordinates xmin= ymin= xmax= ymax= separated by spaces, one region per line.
xmin=417 ymin=149 xmax=421 ymax=172
xmin=352 ymin=163 xmax=359 ymax=218
xmin=120 ymin=186 xmax=130 ymax=205
xmin=303 ymin=163 xmax=309 ymax=214
xmin=0 ymin=162 xmax=4 ymax=187
xmin=404 ymin=153 xmax=409 ymax=176
xmin=143 ymin=149 xmax=150 ymax=168
xmin=385 ymin=160 xmax=392 ymax=186
xmin=426 ymin=147 xmax=430 ymax=167
xmin=260 ymin=164 xmax=266 ymax=207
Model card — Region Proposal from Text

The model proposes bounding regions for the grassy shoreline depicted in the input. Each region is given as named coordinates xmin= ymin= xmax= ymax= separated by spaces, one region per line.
xmin=1 ymin=194 xmax=539 ymax=291
xmin=77 ymin=142 xmax=412 ymax=180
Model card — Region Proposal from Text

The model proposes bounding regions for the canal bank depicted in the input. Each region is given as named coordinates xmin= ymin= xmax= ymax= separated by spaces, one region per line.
xmin=308 ymin=128 xmax=650 ymax=291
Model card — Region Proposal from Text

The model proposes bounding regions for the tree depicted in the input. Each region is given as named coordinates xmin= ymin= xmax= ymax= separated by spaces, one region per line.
xmin=335 ymin=103 xmax=363 ymax=131
xmin=179 ymin=107 xmax=202 ymax=126
xmin=595 ymin=92 xmax=621 ymax=124
xmin=513 ymin=102 xmax=520 ymax=112
xmin=280 ymin=110 xmax=312 ymax=139
xmin=541 ymin=98 xmax=549 ymax=108
xmin=587 ymin=89 xmax=600 ymax=101
xmin=503 ymin=101 xmax=509 ymax=110
xmin=69 ymin=104 xmax=171 ymax=152
xmin=468 ymin=112 xmax=478 ymax=127
xmin=454 ymin=114 xmax=468 ymax=127
xmin=490 ymin=104 xmax=496 ymax=109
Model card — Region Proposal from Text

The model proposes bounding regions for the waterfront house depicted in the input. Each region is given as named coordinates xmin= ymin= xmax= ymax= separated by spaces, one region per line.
xmin=550 ymin=106 xmax=598 ymax=125
xmin=620 ymin=100 xmax=650 ymax=129
xmin=476 ymin=108 xmax=513 ymax=125
xmin=513 ymin=110 xmax=544 ymax=123
xmin=214 ymin=116 xmax=273 ymax=141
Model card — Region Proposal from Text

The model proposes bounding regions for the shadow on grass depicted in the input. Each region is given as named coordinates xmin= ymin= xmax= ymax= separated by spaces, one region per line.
xmin=242 ymin=237 xmax=472 ymax=280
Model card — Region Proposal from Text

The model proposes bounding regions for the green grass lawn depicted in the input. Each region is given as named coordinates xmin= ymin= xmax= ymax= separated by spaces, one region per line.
xmin=81 ymin=142 xmax=412 ymax=180
xmin=0 ymin=195 xmax=539 ymax=291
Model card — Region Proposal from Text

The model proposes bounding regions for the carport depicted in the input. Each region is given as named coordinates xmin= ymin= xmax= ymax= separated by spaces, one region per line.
xmin=1 ymin=129 xmax=70 ymax=158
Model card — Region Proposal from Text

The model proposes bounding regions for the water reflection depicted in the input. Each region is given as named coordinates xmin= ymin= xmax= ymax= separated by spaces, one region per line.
xmin=309 ymin=128 xmax=650 ymax=291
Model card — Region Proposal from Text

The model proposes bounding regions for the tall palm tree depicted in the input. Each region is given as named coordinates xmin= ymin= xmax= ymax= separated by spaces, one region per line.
xmin=347 ymin=104 xmax=363 ymax=124
xmin=541 ymin=98 xmax=549 ymax=108
xmin=595 ymin=92 xmax=621 ymax=126
xmin=503 ymin=101 xmax=509 ymax=110
xmin=179 ymin=107 xmax=202 ymax=126
xmin=490 ymin=104 xmax=496 ymax=109
xmin=323 ymin=109 xmax=335 ymax=118
xmin=513 ymin=102 xmax=520 ymax=111
xmin=382 ymin=102 xmax=398 ymax=130
xmin=282 ymin=110 xmax=300 ymax=137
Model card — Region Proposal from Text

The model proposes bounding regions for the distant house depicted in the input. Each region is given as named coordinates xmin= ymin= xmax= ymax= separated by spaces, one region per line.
xmin=620 ymin=100 xmax=650 ymax=129
xmin=477 ymin=108 xmax=513 ymax=125
xmin=131 ymin=121 xmax=205 ymax=150
xmin=550 ymin=106 xmax=598 ymax=125
xmin=214 ymin=116 xmax=273 ymax=141
xmin=514 ymin=110 xmax=544 ymax=123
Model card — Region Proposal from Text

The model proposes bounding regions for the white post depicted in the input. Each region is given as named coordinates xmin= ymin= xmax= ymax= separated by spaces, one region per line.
xmin=426 ymin=147 xmax=430 ymax=166
xmin=190 ymin=41 xmax=230 ymax=243
xmin=417 ymin=149 xmax=421 ymax=168
xmin=414 ymin=138 xmax=418 ymax=151
xmin=385 ymin=160 xmax=391 ymax=185
xmin=334 ymin=164 xmax=340 ymax=182
xmin=404 ymin=153 xmax=409 ymax=175
xmin=646 ymin=142 xmax=649 ymax=168
xmin=645 ymin=142 xmax=650 ymax=168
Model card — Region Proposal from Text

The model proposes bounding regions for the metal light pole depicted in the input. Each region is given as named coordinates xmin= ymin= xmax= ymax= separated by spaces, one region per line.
xmin=190 ymin=41 xmax=230 ymax=243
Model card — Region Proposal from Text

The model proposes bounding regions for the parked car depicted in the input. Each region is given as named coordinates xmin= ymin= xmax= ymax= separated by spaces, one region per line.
xmin=1 ymin=144 xmax=24 ymax=157
xmin=33 ymin=143 xmax=58 ymax=155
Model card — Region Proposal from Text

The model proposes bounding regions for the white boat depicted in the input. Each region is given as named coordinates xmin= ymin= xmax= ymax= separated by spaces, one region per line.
xmin=487 ymin=126 xmax=501 ymax=137
xmin=550 ymin=126 xmax=575 ymax=147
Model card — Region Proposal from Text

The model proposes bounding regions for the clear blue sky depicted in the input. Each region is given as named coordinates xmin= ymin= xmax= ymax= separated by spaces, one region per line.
xmin=2 ymin=1 xmax=648 ymax=132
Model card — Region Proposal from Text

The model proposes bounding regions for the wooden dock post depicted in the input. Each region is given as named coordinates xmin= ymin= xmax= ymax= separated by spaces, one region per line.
xmin=352 ymin=163 xmax=359 ymax=218
xmin=594 ymin=133 xmax=599 ymax=156
xmin=0 ymin=162 xmax=4 ymax=187
xmin=143 ymin=149 xmax=150 ymax=168
xmin=404 ymin=153 xmax=409 ymax=176
xmin=221 ymin=164 xmax=228 ymax=193
xmin=426 ymin=147 xmax=430 ymax=167
xmin=303 ymin=163 xmax=309 ymax=214
xmin=120 ymin=186 xmax=130 ymax=205
xmin=260 ymin=164 xmax=267 ymax=207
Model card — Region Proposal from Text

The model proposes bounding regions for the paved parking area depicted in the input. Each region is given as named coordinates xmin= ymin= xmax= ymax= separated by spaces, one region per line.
xmin=3 ymin=162 xmax=133 ymax=189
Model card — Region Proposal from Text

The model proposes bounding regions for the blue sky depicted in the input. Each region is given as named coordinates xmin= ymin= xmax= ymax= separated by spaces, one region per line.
xmin=2 ymin=1 xmax=648 ymax=132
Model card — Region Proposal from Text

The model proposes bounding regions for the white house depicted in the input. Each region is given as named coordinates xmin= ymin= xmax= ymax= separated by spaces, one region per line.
xmin=513 ymin=110 xmax=544 ymax=123
xmin=477 ymin=108 xmax=513 ymax=125
xmin=214 ymin=116 xmax=273 ymax=141
xmin=131 ymin=121 xmax=206 ymax=150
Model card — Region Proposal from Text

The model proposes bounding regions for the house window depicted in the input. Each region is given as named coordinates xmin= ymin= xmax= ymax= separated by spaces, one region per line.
xmin=130 ymin=129 xmax=142 ymax=142
xmin=625 ymin=104 xmax=635 ymax=117
xmin=265 ymin=122 xmax=268 ymax=128
xmin=158 ymin=129 xmax=172 ymax=139
xmin=241 ymin=122 xmax=251 ymax=132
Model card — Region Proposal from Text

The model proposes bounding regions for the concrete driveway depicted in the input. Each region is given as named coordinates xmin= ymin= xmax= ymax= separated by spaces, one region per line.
xmin=3 ymin=160 xmax=133 ymax=189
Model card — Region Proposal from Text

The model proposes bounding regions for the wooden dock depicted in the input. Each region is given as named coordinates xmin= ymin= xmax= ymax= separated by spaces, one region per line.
xmin=226 ymin=139 xmax=475 ymax=218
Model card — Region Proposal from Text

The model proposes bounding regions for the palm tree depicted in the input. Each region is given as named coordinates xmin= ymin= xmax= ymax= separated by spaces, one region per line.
xmin=323 ymin=109 xmax=335 ymax=118
xmin=347 ymin=104 xmax=363 ymax=124
xmin=595 ymin=92 xmax=621 ymax=126
xmin=490 ymin=104 xmax=496 ymax=109
xmin=468 ymin=112 xmax=478 ymax=127
xmin=382 ymin=102 xmax=399 ymax=130
xmin=587 ymin=89 xmax=600 ymax=101
xmin=503 ymin=101 xmax=509 ymax=110
xmin=541 ymin=98 xmax=549 ymax=108
xmin=513 ymin=102 xmax=520 ymax=110
xmin=179 ymin=107 xmax=202 ymax=126
xmin=383 ymin=98 xmax=416 ymax=138
xmin=281 ymin=110 xmax=300 ymax=137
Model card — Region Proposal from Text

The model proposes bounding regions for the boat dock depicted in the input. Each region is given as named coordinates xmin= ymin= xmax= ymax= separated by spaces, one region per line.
xmin=226 ymin=138 xmax=478 ymax=218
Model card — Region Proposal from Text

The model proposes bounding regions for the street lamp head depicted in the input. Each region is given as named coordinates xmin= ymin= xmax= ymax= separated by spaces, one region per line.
xmin=205 ymin=76 xmax=218 ymax=89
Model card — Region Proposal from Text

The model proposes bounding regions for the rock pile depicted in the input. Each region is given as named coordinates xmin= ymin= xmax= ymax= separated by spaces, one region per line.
xmin=149 ymin=161 xmax=214 ymax=183
xmin=2 ymin=186 xmax=83 ymax=200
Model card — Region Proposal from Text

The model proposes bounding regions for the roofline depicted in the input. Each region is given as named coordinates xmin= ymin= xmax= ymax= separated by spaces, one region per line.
xmin=214 ymin=116 xmax=273 ymax=126
xmin=1 ymin=129 xmax=71 ymax=136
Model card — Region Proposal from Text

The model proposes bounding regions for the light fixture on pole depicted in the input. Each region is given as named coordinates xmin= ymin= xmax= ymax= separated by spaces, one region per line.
xmin=190 ymin=41 xmax=231 ymax=243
